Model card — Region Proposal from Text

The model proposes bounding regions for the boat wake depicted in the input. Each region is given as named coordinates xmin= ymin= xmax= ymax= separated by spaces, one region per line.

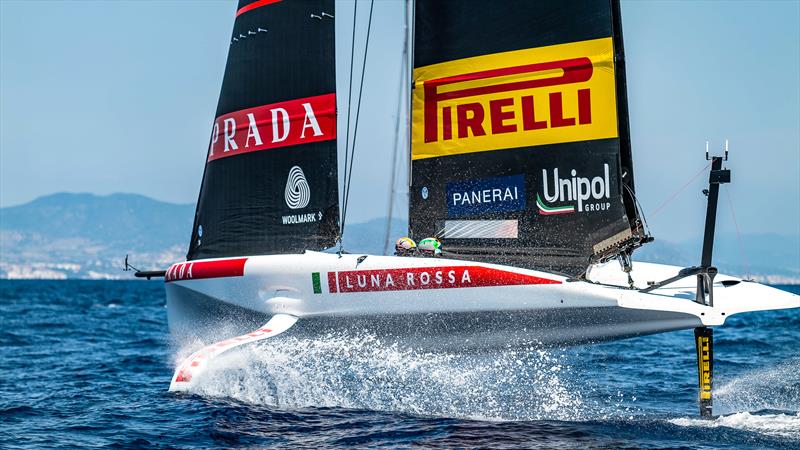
xmin=713 ymin=359 xmax=800 ymax=414
xmin=171 ymin=335 xmax=798 ymax=438
xmin=173 ymin=331 xmax=634 ymax=421
xmin=670 ymin=411 xmax=800 ymax=440
xmin=669 ymin=360 xmax=800 ymax=439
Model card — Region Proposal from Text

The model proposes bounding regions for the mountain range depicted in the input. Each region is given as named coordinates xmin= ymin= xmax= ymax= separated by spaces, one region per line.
xmin=1 ymin=193 xmax=797 ymax=283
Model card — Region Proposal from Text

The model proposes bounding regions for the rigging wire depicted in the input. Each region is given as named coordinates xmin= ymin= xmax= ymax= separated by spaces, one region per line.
xmin=626 ymin=162 xmax=710 ymax=251
xmin=648 ymin=162 xmax=711 ymax=219
xmin=340 ymin=0 xmax=375 ymax=247
xmin=338 ymin=0 xmax=360 ymax=253
xmin=624 ymin=183 xmax=651 ymax=237
xmin=723 ymin=185 xmax=751 ymax=279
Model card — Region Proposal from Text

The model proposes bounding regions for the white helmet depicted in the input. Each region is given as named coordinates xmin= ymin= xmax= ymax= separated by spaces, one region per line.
xmin=394 ymin=237 xmax=417 ymax=256
xmin=417 ymin=237 xmax=442 ymax=256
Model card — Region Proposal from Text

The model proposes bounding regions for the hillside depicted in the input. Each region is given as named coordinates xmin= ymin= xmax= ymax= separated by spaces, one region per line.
xmin=0 ymin=193 xmax=194 ymax=279
xmin=0 ymin=193 xmax=797 ymax=282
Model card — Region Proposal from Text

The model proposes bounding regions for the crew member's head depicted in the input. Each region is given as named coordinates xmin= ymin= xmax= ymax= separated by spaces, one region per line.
xmin=417 ymin=237 xmax=442 ymax=257
xmin=394 ymin=237 xmax=417 ymax=256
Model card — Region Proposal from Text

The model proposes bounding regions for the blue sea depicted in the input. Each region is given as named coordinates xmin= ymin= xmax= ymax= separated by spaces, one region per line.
xmin=1 ymin=281 xmax=798 ymax=449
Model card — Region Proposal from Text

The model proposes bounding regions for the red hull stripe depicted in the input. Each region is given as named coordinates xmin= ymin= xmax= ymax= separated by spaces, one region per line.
xmin=207 ymin=93 xmax=336 ymax=162
xmin=236 ymin=0 xmax=282 ymax=17
xmin=329 ymin=266 xmax=560 ymax=293
xmin=327 ymin=271 xmax=338 ymax=293
xmin=165 ymin=258 xmax=248 ymax=283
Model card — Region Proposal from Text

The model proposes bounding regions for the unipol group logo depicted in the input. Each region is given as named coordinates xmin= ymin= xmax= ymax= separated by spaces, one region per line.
xmin=536 ymin=163 xmax=611 ymax=215
xmin=285 ymin=166 xmax=310 ymax=209
xmin=412 ymin=37 xmax=619 ymax=160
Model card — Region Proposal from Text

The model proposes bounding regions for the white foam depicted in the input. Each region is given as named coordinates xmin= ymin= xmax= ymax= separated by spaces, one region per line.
xmin=670 ymin=360 xmax=800 ymax=439
xmin=670 ymin=412 xmax=800 ymax=439
xmin=713 ymin=360 xmax=800 ymax=414
xmin=178 ymin=331 xmax=628 ymax=421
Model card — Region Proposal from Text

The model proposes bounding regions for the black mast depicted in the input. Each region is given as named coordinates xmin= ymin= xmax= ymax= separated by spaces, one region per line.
xmin=697 ymin=142 xmax=730 ymax=306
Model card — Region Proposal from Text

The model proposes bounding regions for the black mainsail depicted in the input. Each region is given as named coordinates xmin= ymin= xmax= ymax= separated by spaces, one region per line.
xmin=409 ymin=0 xmax=646 ymax=275
xmin=187 ymin=0 xmax=339 ymax=260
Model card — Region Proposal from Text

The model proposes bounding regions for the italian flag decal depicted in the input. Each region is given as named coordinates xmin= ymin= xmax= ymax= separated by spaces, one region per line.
xmin=536 ymin=194 xmax=575 ymax=215
xmin=311 ymin=272 xmax=322 ymax=294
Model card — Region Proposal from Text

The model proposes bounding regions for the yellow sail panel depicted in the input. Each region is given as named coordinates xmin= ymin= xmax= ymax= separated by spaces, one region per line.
xmin=412 ymin=37 xmax=618 ymax=160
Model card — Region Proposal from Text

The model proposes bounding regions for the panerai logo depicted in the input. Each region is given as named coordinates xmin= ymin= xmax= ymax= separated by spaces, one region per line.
xmin=282 ymin=165 xmax=321 ymax=225
xmin=537 ymin=163 xmax=611 ymax=215
xmin=446 ymin=175 xmax=525 ymax=217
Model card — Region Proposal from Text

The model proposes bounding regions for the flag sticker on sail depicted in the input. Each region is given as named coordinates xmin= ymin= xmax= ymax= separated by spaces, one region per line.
xmin=207 ymin=93 xmax=336 ymax=162
xmin=412 ymin=37 xmax=618 ymax=160
xmin=442 ymin=220 xmax=519 ymax=239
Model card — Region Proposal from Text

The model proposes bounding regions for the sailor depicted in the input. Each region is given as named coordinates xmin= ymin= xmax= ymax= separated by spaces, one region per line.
xmin=394 ymin=237 xmax=417 ymax=256
xmin=417 ymin=237 xmax=442 ymax=257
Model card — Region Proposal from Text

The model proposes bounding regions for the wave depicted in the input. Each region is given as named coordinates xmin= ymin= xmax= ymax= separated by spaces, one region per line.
xmin=670 ymin=411 xmax=800 ymax=439
xmin=714 ymin=359 xmax=800 ymax=414
xmin=667 ymin=360 xmax=800 ymax=441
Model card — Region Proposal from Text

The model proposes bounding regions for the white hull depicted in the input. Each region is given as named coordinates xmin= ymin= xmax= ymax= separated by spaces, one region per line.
xmin=164 ymin=251 xmax=799 ymax=390
xmin=165 ymin=251 xmax=799 ymax=349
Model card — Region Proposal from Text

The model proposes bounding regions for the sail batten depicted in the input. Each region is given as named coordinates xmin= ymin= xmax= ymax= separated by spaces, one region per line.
xmin=187 ymin=0 xmax=339 ymax=261
xmin=410 ymin=0 xmax=645 ymax=275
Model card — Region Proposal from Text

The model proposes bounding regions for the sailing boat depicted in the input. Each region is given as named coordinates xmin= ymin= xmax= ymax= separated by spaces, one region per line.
xmin=142 ymin=0 xmax=799 ymax=417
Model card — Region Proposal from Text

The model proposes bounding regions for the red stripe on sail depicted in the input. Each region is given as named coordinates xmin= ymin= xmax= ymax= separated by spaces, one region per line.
xmin=236 ymin=0 xmax=282 ymax=17
xmin=207 ymin=93 xmax=336 ymax=162
xmin=165 ymin=258 xmax=248 ymax=283
xmin=330 ymin=266 xmax=561 ymax=293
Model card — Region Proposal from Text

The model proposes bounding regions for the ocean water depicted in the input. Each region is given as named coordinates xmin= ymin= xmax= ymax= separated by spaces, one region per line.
xmin=1 ymin=281 xmax=798 ymax=449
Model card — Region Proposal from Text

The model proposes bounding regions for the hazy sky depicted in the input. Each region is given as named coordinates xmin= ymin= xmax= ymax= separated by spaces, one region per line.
xmin=1 ymin=0 xmax=798 ymax=242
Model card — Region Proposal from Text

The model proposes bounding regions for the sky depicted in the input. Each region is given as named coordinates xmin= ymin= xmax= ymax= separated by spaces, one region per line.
xmin=1 ymin=0 xmax=798 ymax=242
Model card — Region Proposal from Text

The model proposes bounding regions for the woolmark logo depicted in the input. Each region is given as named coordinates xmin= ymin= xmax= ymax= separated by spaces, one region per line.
xmin=285 ymin=166 xmax=310 ymax=209
xmin=537 ymin=163 xmax=611 ymax=215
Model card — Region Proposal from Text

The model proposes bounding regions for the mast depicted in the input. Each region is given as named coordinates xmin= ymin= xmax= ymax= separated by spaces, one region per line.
xmin=407 ymin=0 xmax=416 ymax=200
xmin=382 ymin=0 xmax=413 ymax=255
xmin=610 ymin=0 xmax=640 ymax=236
